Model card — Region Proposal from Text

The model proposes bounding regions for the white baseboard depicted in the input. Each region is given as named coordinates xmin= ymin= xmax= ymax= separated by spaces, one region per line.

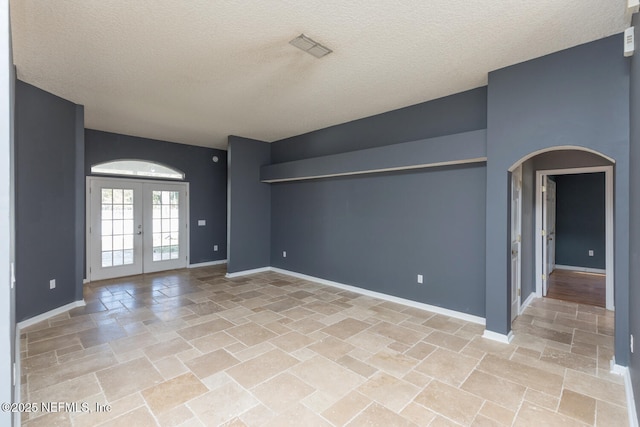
xmin=189 ymin=259 xmax=227 ymax=268
xmin=482 ymin=329 xmax=514 ymax=344
xmin=14 ymin=326 xmax=21 ymax=426
xmin=83 ymin=278 xmax=89 ymax=284
xmin=520 ymin=292 xmax=536 ymax=314
xmin=554 ymin=264 xmax=606 ymax=274
xmin=17 ymin=300 xmax=86 ymax=330
xmin=610 ymin=362 xmax=639 ymax=427
xmin=225 ymin=266 xmax=271 ymax=278
xmin=270 ymin=267 xmax=486 ymax=325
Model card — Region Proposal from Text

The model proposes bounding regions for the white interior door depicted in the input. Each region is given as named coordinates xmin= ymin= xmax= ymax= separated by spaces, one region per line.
xmin=511 ymin=166 xmax=522 ymax=321
xmin=547 ymin=179 xmax=557 ymax=274
xmin=88 ymin=177 xmax=188 ymax=281
xmin=542 ymin=176 xmax=557 ymax=296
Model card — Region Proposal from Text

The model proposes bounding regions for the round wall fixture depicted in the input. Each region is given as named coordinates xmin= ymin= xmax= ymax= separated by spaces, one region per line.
xmin=212 ymin=156 xmax=219 ymax=163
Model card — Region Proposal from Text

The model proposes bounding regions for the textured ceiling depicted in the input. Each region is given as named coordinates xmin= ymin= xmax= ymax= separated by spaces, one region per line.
xmin=10 ymin=1 xmax=631 ymax=150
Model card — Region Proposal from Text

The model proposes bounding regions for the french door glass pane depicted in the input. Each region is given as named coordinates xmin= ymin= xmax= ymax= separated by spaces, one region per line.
xmin=152 ymin=190 xmax=180 ymax=263
xmin=101 ymin=187 xmax=136 ymax=268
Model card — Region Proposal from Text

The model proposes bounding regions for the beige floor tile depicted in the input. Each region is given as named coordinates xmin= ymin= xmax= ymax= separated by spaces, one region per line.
xmin=322 ymin=318 xmax=371 ymax=340
xmin=357 ymin=371 xmax=420 ymax=412
xmin=187 ymin=381 xmax=259 ymax=425
xmin=368 ymin=321 xmax=425 ymax=346
xmin=177 ymin=318 xmax=235 ymax=341
xmin=290 ymin=355 xmax=365 ymax=397
xmin=155 ymin=404 xmax=196 ymax=427
xmin=595 ymin=399 xmax=628 ymax=426
xmin=23 ymin=411 xmax=70 ymax=427
xmin=226 ymin=323 xmax=278 ymax=347
xmin=251 ymin=373 xmax=315 ymax=413
xmin=414 ymin=380 xmax=483 ymax=425
xmin=95 ymin=357 xmax=164 ymax=401
xmin=366 ymin=349 xmax=417 ymax=377
xmin=322 ymin=390 xmax=372 ymax=426
xmin=308 ymin=336 xmax=356 ymax=360
xmin=405 ymin=341 xmax=437 ymax=360
xmin=28 ymin=350 xmax=118 ymax=392
xmin=22 ymin=269 xmax=627 ymax=427
xmin=185 ymin=349 xmax=240 ymax=379
xmin=399 ymin=401 xmax=438 ymax=426
xmin=261 ymin=404 xmax=332 ymax=427
xmin=142 ymin=372 xmax=208 ymax=414
xmin=514 ymin=401 xmax=588 ymax=427
xmin=336 ymin=354 xmax=378 ymax=378
xmin=461 ymin=370 xmax=526 ymax=411
xmin=346 ymin=402 xmax=418 ymax=427
xmin=98 ymin=405 xmax=158 ymax=427
xmin=558 ymin=389 xmax=596 ymax=425
xmin=476 ymin=354 xmax=563 ymax=396
xmin=29 ymin=373 xmax=102 ymax=405
xmin=143 ymin=336 xmax=192 ymax=361
xmin=226 ymin=348 xmax=299 ymax=388
xmin=415 ymin=348 xmax=478 ymax=386
xmin=424 ymin=330 xmax=470 ymax=352
xmin=563 ymin=369 xmax=626 ymax=406
xmin=479 ymin=401 xmax=515 ymax=426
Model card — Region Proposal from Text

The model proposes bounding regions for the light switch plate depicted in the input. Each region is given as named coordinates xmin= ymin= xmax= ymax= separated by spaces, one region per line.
xmin=198 ymin=220 xmax=206 ymax=226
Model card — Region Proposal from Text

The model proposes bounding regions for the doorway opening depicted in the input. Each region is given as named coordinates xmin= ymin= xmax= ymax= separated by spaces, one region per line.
xmin=535 ymin=166 xmax=613 ymax=310
xmin=86 ymin=176 xmax=190 ymax=281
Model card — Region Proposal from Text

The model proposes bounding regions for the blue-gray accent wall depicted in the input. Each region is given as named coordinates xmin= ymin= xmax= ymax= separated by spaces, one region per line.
xmin=84 ymin=130 xmax=228 ymax=266
xmin=15 ymin=80 xmax=83 ymax=321
xmin=554 ymin=173 xmax=605 ymax=270
xmin=486 ymin=34 xmax=630 ymax=363
xmin=272 ymin=87 xmax=487 ymax=163
xmin=629 ymin=13 xmax=640 ymax=419
xmin=271 ymin=165 xmax=487 ymax=315
xmin=268 ymin=89 xmax=489 ymax=316
xmin=227 ymin=136 xmax=271 ymax=273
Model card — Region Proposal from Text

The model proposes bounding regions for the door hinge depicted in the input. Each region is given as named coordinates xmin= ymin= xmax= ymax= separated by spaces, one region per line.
xmin=542 ymin=274 xmax=546 ymax=280
xmin=517 ymin=288 xmax=521 ymax=296
xmin=517 ymin=234 xmax=521 ymax=242
xmin=541 ymin=185 xmax=546 ymax=193
xmin=541 ymin=229 xmax=546 ymax=236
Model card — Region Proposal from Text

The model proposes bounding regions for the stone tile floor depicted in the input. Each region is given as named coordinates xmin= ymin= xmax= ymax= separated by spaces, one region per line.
xmin=20 ymin=265 xmax=628 ymax=426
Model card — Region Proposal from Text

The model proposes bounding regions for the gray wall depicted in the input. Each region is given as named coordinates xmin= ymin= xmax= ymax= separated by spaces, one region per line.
xmin=85 ymin=130 xmax=227 ymax=265
xmin=629 ymin=13 xmax=640 ymax=421
xmin=15 ymin=80 xmax=82 ymax=321
xmin=272 ymin=87 xmax=487 ymax=163
xmin=486 ymin=34 xmax=630 ymax=365
xmin=227 ymin=136 xmax=271 ymax=273
xmin=554 ymin=173 xmax=605 ymax=269
xmin=1 ymin=4 xmax=16 ymax=422
xmin=271 ymin=165 xmax=487 ymax=315
xmin=268 ymin=89 xmax=488 ymax=316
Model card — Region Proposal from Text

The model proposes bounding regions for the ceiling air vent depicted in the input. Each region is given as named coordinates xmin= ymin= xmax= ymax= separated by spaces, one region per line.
xmin=289 ymin=34 xmax=332 ymax=58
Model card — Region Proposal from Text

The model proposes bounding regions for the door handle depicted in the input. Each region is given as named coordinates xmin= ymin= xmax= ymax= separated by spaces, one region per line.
xmin=511 ymin=249 xmax=518 ymax=256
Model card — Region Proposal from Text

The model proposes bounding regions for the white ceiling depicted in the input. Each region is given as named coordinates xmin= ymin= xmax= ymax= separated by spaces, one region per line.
xmin=10 ymin=1 xmax=631 ymax=150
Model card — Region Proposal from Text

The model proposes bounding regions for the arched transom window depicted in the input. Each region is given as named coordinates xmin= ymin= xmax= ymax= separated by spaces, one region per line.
xmin=91 ymin=160 xmax=185 ymax=180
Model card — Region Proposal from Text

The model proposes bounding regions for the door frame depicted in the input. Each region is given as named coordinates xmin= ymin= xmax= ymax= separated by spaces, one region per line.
xmin=534 ymin=166 xmax=613 ymax=310
xmin=510 ymin=165 xmax=522 ymax=320
xmin=85 ymin=176 xmax=190 ymax=282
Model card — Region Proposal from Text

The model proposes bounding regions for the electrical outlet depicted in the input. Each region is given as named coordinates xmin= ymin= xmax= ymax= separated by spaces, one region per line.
xmin=588 ymin=250 xmax=594 ymax=257
xmin=49 ymin=279 xmax=56 ymax=290
xmin=283 ymin=251 xmax=287 ymax=258
xmin=417 ymin=274 xmax=423 ymax=284
xmin=214 ymin=245 xmax=218 ymax=251
xmin=632 ymin=334 xmax=635 ymax=353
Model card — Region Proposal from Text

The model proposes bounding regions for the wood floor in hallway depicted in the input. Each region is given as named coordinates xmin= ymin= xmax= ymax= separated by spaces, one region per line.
xmin=546 ymin=269 xmax=606 ymax=308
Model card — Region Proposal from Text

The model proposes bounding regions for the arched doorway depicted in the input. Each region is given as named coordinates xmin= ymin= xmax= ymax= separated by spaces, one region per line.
xmin=508 ymin=147 xmax=614 ymax=321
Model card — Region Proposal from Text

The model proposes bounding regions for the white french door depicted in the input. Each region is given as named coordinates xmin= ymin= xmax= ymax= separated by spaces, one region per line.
xmin=87 ymin=177 xmax=189 ymax=281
